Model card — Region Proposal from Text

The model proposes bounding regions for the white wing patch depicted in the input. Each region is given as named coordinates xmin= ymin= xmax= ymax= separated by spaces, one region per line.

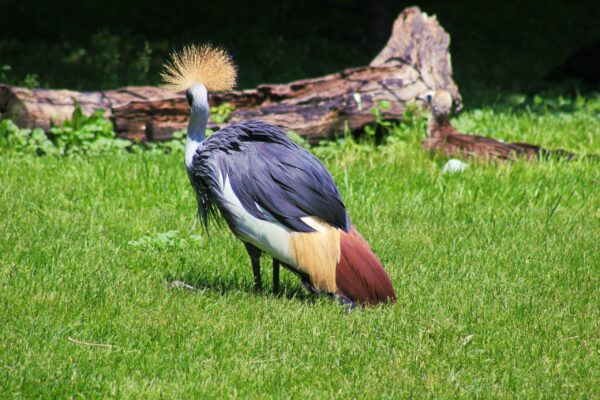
xmin=219 ymin=173 xmax=295 ymax=266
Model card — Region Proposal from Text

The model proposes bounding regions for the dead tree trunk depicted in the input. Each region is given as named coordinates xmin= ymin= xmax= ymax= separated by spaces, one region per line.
xmin=0 ymin=86 xmax=176 ymax=140
xmin=0 ymin=7 xmax=460 ymax=142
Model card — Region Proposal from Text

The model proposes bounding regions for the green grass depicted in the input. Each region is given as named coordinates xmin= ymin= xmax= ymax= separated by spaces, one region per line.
xmin=1 ymin=104 xmax=599 ymax=397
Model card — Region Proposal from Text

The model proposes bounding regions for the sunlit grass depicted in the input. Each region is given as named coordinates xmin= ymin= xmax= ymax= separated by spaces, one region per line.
xmin=0 ymin=104 xmax=599 ymax=397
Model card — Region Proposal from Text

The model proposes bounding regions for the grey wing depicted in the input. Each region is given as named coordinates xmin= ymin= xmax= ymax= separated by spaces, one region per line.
xmin=210 ymin=121 xmax=350 ymax=233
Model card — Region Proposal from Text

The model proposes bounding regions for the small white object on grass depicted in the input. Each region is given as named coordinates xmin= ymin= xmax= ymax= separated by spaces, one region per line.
xmin=169 ymin=280 xmax=199 ymax=291
xmin=442 ymin=158 xmax=468 ymax=174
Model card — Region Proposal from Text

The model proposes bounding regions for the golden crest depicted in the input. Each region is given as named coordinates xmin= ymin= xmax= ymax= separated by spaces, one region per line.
xmin=161 ymin=44 xmax=237 ymax=93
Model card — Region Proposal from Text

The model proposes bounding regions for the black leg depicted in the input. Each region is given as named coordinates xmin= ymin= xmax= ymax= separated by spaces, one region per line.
xmin=272 ymin=259 xmax=280 ymax=294
xmin=301 ymin=278 xmax=318 ymax=294
xmin=282 ymin=262 xmax=316 ymax=295
xmin=244 ymin=243 xmax=262 ymax=292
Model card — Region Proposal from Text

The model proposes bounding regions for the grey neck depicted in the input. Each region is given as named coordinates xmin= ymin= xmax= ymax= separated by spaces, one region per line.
xmin=185 ymin=108 xmax=208 ymax=169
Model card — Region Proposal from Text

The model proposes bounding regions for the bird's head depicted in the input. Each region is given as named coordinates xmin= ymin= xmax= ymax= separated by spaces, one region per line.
xmin=161 ymin=44 xmax=237 ymax=115
xmin=185 ymin=84 xmax=210 ymax=115
xmin=418 ymin=89 xmax=454 ymax=118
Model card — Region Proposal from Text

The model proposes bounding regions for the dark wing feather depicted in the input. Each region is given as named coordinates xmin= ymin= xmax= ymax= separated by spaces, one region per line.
xmin=194 ymin=121 xmax=349 ymax=233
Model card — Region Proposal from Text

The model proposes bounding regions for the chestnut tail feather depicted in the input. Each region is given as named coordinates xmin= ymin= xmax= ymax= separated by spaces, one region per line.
xmin=335 ymin=227 xmax=396 ymax=305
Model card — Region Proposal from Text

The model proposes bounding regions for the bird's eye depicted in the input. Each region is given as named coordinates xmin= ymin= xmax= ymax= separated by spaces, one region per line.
xmin=425 ymin=94 xmax=433 ymax=102
xmin=185 ymin=91 xmax=193 ymax=106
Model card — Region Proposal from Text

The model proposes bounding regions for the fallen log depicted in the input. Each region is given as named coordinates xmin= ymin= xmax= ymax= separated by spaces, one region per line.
xmin=0 ymin=7 xmax=461 ymax=142
xmin=0 ymin=86 xmax=175 ymax=140
xmin=420 ymin=90 xmax=577 ymax=160
xmin=422 ymin=132 xmax=577 ymax=160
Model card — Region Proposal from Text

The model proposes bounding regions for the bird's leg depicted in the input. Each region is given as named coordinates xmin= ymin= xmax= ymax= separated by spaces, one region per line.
xmin=244 ymin=243 xmax=262 ymax=292
xmin=301 ymin=279 xmax=318 ymax=295
xmin=281 ymin=262 xmax=318 ymax=295
xmin=272 ymin=259 xmax=280 ymax=294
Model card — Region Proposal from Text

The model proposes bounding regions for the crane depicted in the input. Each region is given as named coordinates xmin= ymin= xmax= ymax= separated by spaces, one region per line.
xmin=162 ymin=45 xmax=396 ymax=306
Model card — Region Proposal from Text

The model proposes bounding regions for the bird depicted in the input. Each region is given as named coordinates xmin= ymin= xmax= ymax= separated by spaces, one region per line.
xmin=419 ymin=90 xmax=575 ymax=160
xmin=161 ymin=44 xmax=396 ymax=306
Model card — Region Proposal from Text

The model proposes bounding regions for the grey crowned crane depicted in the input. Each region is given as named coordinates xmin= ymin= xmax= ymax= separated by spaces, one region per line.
xmin=162 ymin=45 xmax=396 ymax=306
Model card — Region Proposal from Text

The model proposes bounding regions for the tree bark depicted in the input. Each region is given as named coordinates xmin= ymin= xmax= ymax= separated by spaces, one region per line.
xmin=0 ymin=86 xmax=175 ymax=140
xmin=421 ymin=117 xmax=577 ymax=160
xmin=1 ymin=7 xmax=461 ymax=142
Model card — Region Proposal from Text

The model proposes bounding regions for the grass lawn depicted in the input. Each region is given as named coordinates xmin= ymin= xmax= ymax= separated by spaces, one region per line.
xmin=1 ymin=103 xmax=599 ymax=397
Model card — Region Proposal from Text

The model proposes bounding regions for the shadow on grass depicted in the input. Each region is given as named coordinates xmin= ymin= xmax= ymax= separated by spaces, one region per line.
xmin=163 ymin=270 xmax=319 ymax=304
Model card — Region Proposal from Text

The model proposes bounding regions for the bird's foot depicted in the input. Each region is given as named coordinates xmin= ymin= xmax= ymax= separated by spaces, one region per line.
xmin=335 ymin=292 xmax=357 ymax=313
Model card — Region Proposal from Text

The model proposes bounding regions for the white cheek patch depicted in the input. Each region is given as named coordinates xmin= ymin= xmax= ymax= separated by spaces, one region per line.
xmin=219 ymin=174 xmax=295 ymax=266
xmin=185 ymin=141 xmax=198 ymax=169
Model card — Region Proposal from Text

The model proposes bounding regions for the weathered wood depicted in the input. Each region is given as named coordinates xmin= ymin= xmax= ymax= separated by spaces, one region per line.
xmin=0 ymin=85 xmax=176 ymax=133
xmin=146 ymin=121 xmax=187 ymax=141
xmin=1 ymin=7 xmax=461 ymax=142
xmin=422 ymin=99 xmax=576 ymax=160
xmin=423 ymin=134 xmax=577 ymax=160
xmin=112 ymin=97 xmax=187 ymax=139
xmin=370 ymin=7 xmax=461 ymax=109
